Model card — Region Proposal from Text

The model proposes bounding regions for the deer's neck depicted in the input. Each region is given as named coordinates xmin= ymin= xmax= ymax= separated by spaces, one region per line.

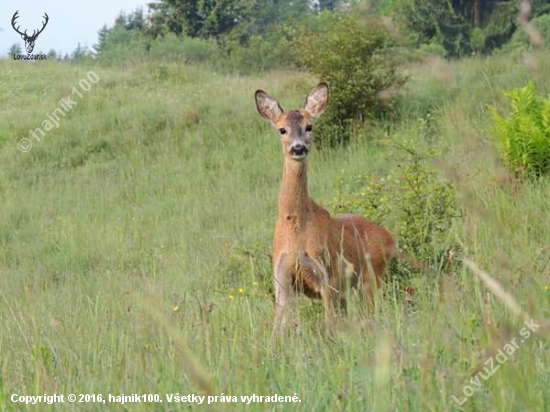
xmin=278 ymin=159 xmax=309 ymax=223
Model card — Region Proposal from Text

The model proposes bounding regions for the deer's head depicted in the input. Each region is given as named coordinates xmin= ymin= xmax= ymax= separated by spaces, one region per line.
xmin=255 ymin=83 xmax=329 ymax=162
xmin=11 ymin=11 xmax=49 ymax=54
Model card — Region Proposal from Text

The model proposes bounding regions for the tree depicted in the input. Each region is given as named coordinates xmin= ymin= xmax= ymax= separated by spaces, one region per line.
xmin=318 ymin=0 xmax=337 ymax=12
xmin=146 ymin=1 xmax=184 ymax=37
xmin=147 ymin=0 xmax=311 ymax=40
xmin=9 ymin=43 xmax=22 ymax=55
xmin=71 ymin=43 xmax=88 ymax=61
xmin=115 ymin=13 xmax=127 ymax=28
xmin=94 ymin=24 xmax=111 ymax=55
xmin=386 ymin=0 xmax=550 ymax=55
xmin=147 ymin=0 xmax=255 ymax=38
xmin=126 ymin=9 xmax=146 ymax=31
xmin=226 ymin=0 xmax=310 ymax=45
xmin=93 ymin=11 xmax=147 ymax=56
xmin=47 ymin=49 xmax=57 ymax=59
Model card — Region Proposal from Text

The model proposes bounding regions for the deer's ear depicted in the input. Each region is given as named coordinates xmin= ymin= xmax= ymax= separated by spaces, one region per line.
xmin=21 ymin=35 xmax=25 ymax=40
xmin=304 ymin=82 xmax=329 ymax=120
xmin=255 ymin=90 xmax=284 ymax=124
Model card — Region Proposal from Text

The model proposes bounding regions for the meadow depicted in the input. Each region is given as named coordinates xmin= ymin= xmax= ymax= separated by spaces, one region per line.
xmin=0 ymin=50 xmax=549 ymax=411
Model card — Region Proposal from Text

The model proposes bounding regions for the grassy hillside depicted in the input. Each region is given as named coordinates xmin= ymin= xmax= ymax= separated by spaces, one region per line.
xmin=0 ymin=52 xmax=549 ymax=411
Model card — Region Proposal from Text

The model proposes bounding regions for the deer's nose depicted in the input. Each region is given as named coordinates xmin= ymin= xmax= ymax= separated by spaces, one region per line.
xmin=290 ymin=143 xmax=308 ymax=157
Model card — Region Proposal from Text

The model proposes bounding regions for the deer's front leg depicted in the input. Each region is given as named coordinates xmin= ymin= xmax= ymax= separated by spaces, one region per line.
xmin=304 ymin=253 xmax=346 ymax=331
xmin=273 ymin=253 xmax=294 ymax=333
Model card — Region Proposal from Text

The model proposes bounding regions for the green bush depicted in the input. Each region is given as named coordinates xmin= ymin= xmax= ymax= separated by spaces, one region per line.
xmin=470 ymin=28 xmax=486 ymax=53
xmin=330 ymin=132 xmax=458 ymax=275
xmin=506 ymin=13 xmax=550 ymax=52
xmin=491 ymin=82 xmax=550 ymax=177
xmin=417 ymin=42 xmax=448 ymax=58
xmin=150 ymin=34 xmax=220 ymax=64
xmin=290 ymin=13 xmax=407 ymax=145
xmin=97 ymin=33 xmax=220 ymax=66
xmin=220 ymin=29 xmax=292 ymax=74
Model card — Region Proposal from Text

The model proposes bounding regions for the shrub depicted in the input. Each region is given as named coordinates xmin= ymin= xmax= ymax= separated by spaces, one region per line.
xmin=220 ymin=29 xmax=292 ymax=74
xmin=150 ymin=34 xmax=220 ymax=64
xmin=330 ymin=132 xmax=458 ymax=276
xmin=95 ymin=29 xmax=150 ymax=65
xmin=491 ymin=82 xmax=550 ymax=177
xmin=97 ymin=33 xmax=220 ymax=66
xmin=506 ymin=13 xmax=550 ymax=52
xmin=417 ymin=42 xmax=448 ymax=58
xmin=470 ymin=28 xmax=486 ymax=53
xmin=290 ymin=13 xmax=407 ymax=145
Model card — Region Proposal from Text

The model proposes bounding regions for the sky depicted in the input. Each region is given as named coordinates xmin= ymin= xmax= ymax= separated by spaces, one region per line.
xmin=0 ymin=0 xmax=150 ymax=57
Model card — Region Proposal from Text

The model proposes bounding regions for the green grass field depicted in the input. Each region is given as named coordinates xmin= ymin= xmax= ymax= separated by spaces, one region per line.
xmin=0 ymin=52 xmax=549 ymax=411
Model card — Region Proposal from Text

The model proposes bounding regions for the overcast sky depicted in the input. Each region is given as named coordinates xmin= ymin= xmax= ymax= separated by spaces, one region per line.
xmin=0 ymin=0 xmax=150 ymax=57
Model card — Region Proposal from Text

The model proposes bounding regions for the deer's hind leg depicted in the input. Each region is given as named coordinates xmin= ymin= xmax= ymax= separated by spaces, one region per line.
xmin=357 ymin=254 xmax=389 ymax=314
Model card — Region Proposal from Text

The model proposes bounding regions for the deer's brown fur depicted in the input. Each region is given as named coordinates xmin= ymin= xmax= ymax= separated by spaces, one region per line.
xmin=255 ymin=83 xmax=395 ymax=329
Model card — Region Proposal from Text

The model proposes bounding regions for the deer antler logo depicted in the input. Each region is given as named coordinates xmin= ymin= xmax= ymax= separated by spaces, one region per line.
xmin=11 ymin=11 xmax=49 ymax=54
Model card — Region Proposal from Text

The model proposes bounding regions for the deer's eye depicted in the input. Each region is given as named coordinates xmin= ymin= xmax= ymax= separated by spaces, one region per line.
xmin=305 ymin=124 xmax=313 ymax=132
xmin=279 ymin=128 xmax=287 ymax=135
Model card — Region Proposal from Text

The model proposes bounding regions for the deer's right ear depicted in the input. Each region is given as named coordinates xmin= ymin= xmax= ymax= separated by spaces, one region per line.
xmin=255 ymin=90 xmax=283 ymax=124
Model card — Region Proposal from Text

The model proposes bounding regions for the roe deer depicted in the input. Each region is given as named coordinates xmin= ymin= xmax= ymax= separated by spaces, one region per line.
xmin=254 ymin=83 xmax=396 ymax=330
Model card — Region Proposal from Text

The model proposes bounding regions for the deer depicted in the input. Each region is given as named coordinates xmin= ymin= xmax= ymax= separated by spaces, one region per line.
xmin=11 ymin=11 xmax=49 ymax=54
xmin=254 ymin=83 xmax=396 ymax=331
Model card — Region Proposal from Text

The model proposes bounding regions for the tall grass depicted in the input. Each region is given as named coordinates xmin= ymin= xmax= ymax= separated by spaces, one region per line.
xmin=0 ymin=51 xmax=549 ymax=411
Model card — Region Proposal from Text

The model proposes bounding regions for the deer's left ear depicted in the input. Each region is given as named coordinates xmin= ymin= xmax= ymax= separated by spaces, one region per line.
xmin=304 ymin=82 xmax=329 ymax=120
